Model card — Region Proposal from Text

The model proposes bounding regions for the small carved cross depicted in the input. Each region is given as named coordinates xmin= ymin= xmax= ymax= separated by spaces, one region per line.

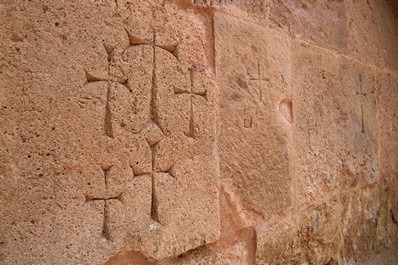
xmin=125 ymin=29 xmax=178 ymax=226
xmin=173 ymin=65 xmax=207 ymax=138
xmin=85 ymin=166 xmax=123 ymax=241
xmin=249 ymin=61 xmax=270 ymax=103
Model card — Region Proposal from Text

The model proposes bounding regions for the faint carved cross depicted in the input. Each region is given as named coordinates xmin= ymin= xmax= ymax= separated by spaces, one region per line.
xmin=356 ymin=73 xmax=368 ymax=133
xmin=249 ymin=61 xmax=270 ymax=103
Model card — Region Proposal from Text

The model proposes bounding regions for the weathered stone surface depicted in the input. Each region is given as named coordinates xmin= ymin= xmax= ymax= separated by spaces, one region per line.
xmin=377 ymin=72 xmax=398 ymax=176
xmin=297 ymin=199 xmax=343 ymax=264
xmin=256 ymin=199 xmax=343 ymax=264
xmin=341 ymin=184 xmax=390 ymax=264
xmin=346 ymin=0 xmax=398 ymax=71
xmin=215 ymin=12 xmax=292 ymax=223
xmin=292 ymin=42 xmax=379 ymax=207
xmin=1 ymin=0 xmax=398 ymax=264
xmin=0 ymin=1 xmax=218 ymax=263
xmin=162 ymin=228 xmax=256 ymax=265
xmin=269 ymin=0 xmax=348 ymax=52
xmin=376 ymin=71 xmax=398 ymax=240
xmin=256 ymin=217 xmax=301 ymax=264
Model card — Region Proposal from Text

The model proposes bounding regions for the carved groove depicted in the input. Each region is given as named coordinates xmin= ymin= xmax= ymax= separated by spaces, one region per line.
xmin=359 ymin=73 xmax=365 ymax=133
xmin=102 ymin=201 xmax=111 ymax=240
xmin=104 ymin=83 xmax=114 ymax=138
xmin=102 ymin=165 xmax=113 ymax=188
xmin=85 ymin=192 xmax=123 ymax=241
xmin=187 ymin=100 xmax=195 ymax=138
xmin=150 ymin=173 xmax=159 ymax=222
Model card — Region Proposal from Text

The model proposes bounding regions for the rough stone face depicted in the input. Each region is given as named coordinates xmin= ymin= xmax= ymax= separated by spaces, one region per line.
xmin=269 ymin=0 xmax=348 ymax=52
xmin=377 ymin=72 xmax=398 ymax=176
xmin=1 ymin=1 xmax=398 ymax=264
xmin=0 ymin=1 xmax=219 ymax=263
xmin=256 ymin=217 xmax=300 ymax=264
xmin=256 ymin=199 xmax=343 ymax=264
xmin=292 ymin=42 xmax=379 ymax=207
xmin=346 ymin=0 xmax=398 ymax=71
xmin=341 ymin=184 xmax=390 ymax=264
xmin=377 ymin=71 xmax=398 ymax=240
xmin=297 ymin=199 xmax=343 ymax=264
xmin=215 ymin=12 xmax=292 ymax=223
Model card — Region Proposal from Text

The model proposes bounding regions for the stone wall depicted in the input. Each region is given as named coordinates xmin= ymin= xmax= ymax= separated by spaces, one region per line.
xmin=1 ymin=0 xmax=397 ymax=264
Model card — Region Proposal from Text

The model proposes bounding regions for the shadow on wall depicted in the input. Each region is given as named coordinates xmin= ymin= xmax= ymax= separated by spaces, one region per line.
xmin=386 ymin=0 xmax=398 ymax=19
xmin=104 ymin=250 xmax=156 ymax=265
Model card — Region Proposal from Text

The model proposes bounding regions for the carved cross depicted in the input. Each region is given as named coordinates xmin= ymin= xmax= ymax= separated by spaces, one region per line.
xmin=83 ymin=28 xmax=182 ymax=233
xmin=173 ymin=65 xmax=207 ymax=138
xmin=356 ymin=73 xmax=369 ymax=133
xmin=125 ymin=29 xmax=178 ymax=226
xmin=249 ymin=61 xmax=270 ymax=103
xmin=85 ymin=166 xmax=123 ymax=241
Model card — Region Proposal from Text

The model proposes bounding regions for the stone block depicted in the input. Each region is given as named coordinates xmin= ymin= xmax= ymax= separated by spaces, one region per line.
xmin=292 ymin=42 xmax=379 ymax=206
xmin=0 ymin=1 xmax=219 ymax=263
xmin=215 ymin=12 xmax=292 ymax=222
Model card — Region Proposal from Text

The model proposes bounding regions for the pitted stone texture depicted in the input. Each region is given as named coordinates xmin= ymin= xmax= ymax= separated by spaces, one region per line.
xmin=215 ymin=13 xmax=292 ymax=223
xmin=292 ymin=42 xmax=379 ymax=207
xmin=0 ymin=1 xmax=218 ymax=264
xmin=256 ymin=217 xmax=302 ymax=264
xmin=296 ymin=200 xmax=343 ymax=265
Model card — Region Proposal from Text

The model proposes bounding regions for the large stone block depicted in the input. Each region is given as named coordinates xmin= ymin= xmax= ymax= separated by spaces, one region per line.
xmin=215 ymin=12 xmax=292 ymax=223
xmin=292 ymin=42 xmax=379 ymax=207
xmin=0 ymin=1 xmax=219 ymax=263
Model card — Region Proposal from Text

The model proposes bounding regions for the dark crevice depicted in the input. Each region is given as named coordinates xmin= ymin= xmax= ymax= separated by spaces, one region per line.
xmin=185 ymin=99 xmax=195 ymax=139
xmin=84 ymin=69 xmax=104 ymax=83
xmin=104 ymin=83 xmax=114 ymax=138
xmin=358 ymin=73 xmax=366 ymax=133
xmin=150 ymin=173 xmax=160 ymax=223
xmin=125 ymin=28 xmax=147 ymax=46
xmin=102 ymin=201 xmax=111 ymax=240
xmin=102 ymin=165 xmax=113 ymax=189
xmin=157 ymin=44 xmax=179 ymax=60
